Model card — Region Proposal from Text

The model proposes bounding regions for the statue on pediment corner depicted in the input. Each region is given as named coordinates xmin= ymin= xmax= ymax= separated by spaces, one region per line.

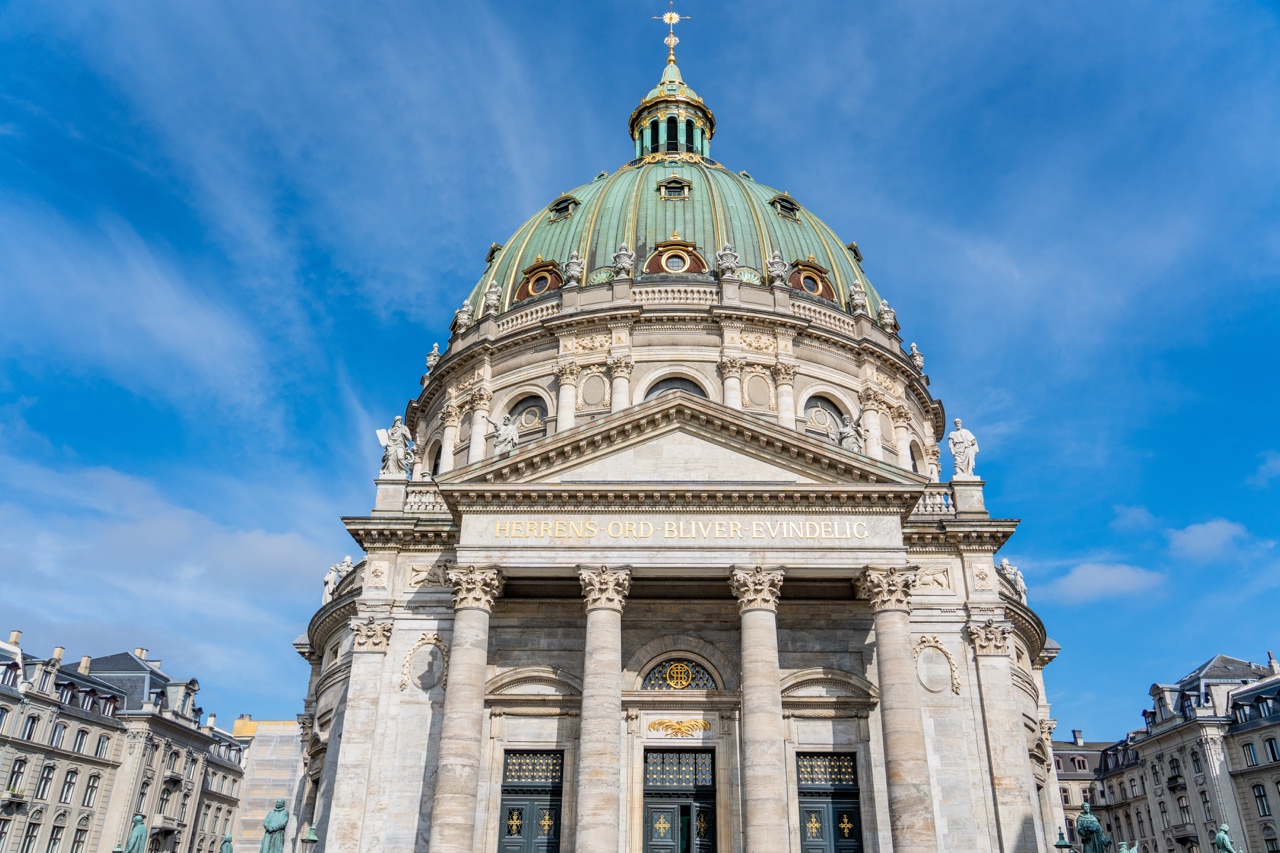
xmin=948 ymin=418 xmax=979 ymax=479
xmin=377 ymin=416 xmax=414 ymax=479
xmin=837 ymin=415 xmax=864 ymax=453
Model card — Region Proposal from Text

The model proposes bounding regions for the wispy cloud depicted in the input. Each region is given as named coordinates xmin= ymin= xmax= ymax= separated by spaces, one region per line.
xmin=1042 ymin=562 xmax=1165 ymax=604
xmin=1166 ymin=518 xmax=1251 ymax=562
xmin=1249 ymin=451 xmax=1280 ymax=488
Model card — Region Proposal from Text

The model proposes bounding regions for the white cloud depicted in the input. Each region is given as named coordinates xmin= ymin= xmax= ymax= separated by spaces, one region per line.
xmin=1042 ymin=562 xmax=1165 ymax=604
xmin=1249 ymin=451 xmax=1280 ymax=488
xmin=1166 ymin=518 xmax=1249 ymax=562
xmin=1111 ymin=505 xmax=1159 ymax=533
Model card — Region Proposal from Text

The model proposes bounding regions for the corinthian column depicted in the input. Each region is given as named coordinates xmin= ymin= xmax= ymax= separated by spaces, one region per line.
xmin=607 ymin=356 xmax=633 ymax=413
xmin=857 ymin=567 xmax=936 ymax=853
xmin=575 ymin=565 xmax=631 ymax=853
xmin=859 ymin=390 xmax=885 ymax=461
xmin=771 ymin=362 xmax=797 ymax=429
xmin=427 ymin=567 xmax=505 ymax=853
xmin=466 ymin=389 xmax=492 ymax=465
xmin=720 ymin=357 xmax=745 ymax=410
xmin=554 ymin=360 xmax=580 ymax=432
xmin=437 ymin=405 xmax=460 ymax=475
xmin=729 ymin=565 xmax=790 ymax=853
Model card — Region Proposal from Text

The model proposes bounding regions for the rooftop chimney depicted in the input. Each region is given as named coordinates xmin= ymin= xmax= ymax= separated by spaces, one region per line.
xmin=134 ymin=648 xmax=148 ymax=660
xmin=7 ymin=630 xmax=19 ymax=646
xmin=78 ymin=656 xmax=92 ymax=675
xmin=1073 ymin=729 xmax=1084 ymax=746
xmin=207 ymin=713 xmax=217 ymax=729
xmin=51 ymin=646 xmax=65 ymax=663
xmin=1269 ymin=651 xmax=1280 ymax=675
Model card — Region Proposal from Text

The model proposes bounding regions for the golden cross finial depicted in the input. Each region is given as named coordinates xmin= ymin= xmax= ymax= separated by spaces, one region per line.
xmin=653 ymin=2 xmax=688 ymax=65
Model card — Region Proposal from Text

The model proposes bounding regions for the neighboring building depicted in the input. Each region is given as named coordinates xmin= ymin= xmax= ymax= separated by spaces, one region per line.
xmin=0 ymin=633 xmax=245 ymax=853
xmin=231 ymin=716 xmax=303 ymax=853
xmin=294 ymin=31 xmax=1069 ymax=853
xmin=1094 ymin=654 xmax=1279 ymax=853
xmin=1224 ymin=666 xmax=1280 ymax=853
xmin=1052 ymin=729 xmax=1107 ymax=844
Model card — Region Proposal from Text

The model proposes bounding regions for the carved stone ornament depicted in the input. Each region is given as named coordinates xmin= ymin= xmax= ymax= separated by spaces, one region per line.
xmin=766 ymin=250 xmax=789 ymax=284
xmin=850 ymin=284 xmax=868 ymax=314
xmin=454 ymin=300 xmax=473 ymax=332
xmin=1039 ymin=718 xmax=1058 ymax=743
xmin=482 ymin=278 xmax=501 ymax=314
xmin=913 ymin=636 xmax=961 ymax=695
xmin=856 ymin=567 xmax=918 ymax=613
xmin=553 ymin=359 xmax=581 ymax=382
xmin=562 ymin=251 xmax=585 ymax=287
xmin=771 ymin=361 xmax=798 ymax=384
xmin=648 ymin=719 xmax=712 ymax=738
xmin=399 ymin=632 xmax=450 ymax=692
xmin=469 ymin=387 xmax=493 ymax=411
xmin=914 ymin=564 xmax=949 ymax=591
xmin=612 ymin=243 xmax=635 ymax=276
xmin=908 ymin=343 xmax=925 ymax=370
xmin=352 ymin=617 xmax=393 ymax=653
xmin=365 ymin=559 xmax=389 ymax=589
xmin=729 ymin=565 xmax=785 ymax=612
xmin=607 ymin=355 xmax=635 ymax=378
xmin=718 ymin=357 xmax=746 ymax=379
xmin=576 ymin=332 xmax=610 ymax=352
xmin=967 ymin=619 xmax=1014 ymax=656
xmin=579 ymin=565 xmax=632 ymax=612
xmin=448 ymin=567 xmax=505 ymax=612
xmin=740 ymin=332 xmax=776 ymax=354
xmin=716 ymin=243 xmax=739 ymax=273
xmin=878 ymin=300 xmax=899 ymax=333
xmin=409 ymin=561 xmax=450 ymax=588
xmin=858 ymin=387 xmax=887 ymax=413
xmin=425 ymin=343 xmax=441 ymax=372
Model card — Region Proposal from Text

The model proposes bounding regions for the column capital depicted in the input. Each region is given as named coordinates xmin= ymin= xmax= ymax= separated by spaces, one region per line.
xmin=351 ymin=616 xmax=393 ymax=653
xmin=966 ymin=618 xmax=1013 ymax=656
xmin=440 ymin=404 xmax=462 ymax=428
xmin=856 ymin=566 xmax=918 ymax=613
xmin=718 ymin=356 xmax=746 ymax=379
xmin=447 ymin=566 xmax=505 ymax=612
xmin=469 ymin=387 xmax=493 ymax=410
xmin=729 ymin=565 xmax=785 ymax=612
xmin=606 ymin=355 xmax=635 ymax=378
xmin=770 ymin=361 xmax=798 ymax=384
xmin=553 ymin=358 xmax=581 ymax=382
xmin=578 ymin=565 xmax=631 ymax=612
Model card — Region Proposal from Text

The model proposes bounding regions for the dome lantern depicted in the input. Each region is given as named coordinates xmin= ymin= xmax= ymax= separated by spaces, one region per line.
xmin=629 ymin=5 xmax=714 ymax=159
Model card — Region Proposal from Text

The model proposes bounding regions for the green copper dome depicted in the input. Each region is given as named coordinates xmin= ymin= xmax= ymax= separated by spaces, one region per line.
xmin=461 ymin=61 xmax=885 ymax=319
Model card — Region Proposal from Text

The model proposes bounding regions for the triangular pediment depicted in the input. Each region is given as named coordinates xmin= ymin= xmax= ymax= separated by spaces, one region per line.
xmin=436 ymin=392 xmax=926 ymax=489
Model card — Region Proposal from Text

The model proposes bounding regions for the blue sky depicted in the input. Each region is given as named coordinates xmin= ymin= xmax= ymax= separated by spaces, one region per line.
xmin=1 ymin=0 xmax=1277 ymax=741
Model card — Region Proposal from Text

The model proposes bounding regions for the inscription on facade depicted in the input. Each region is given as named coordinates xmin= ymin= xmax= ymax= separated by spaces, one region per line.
xmin=486 ymin=516 xmax=869 ymax=543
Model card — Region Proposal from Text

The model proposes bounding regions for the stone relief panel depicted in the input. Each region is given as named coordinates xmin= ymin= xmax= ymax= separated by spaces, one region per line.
xmin=576 ymin=365 xmax=611 ymax=411
xmin=913 ymin=636 xmax=961 ymax=695
xmin=364 ymin=558 xmax=390 ymax=589
xmin=742 ymin=366 xmax=777 ymax=412
xmin=913 ymin=564 xmax=950 ymax=592
xmin=409 ymin=561 xmax=450 ymax=588
xmin=399 ymin=632 xmax=450 ymax=692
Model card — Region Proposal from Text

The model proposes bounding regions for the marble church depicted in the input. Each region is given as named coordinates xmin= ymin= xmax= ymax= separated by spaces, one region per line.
xmin=294 ymin=23 xmax=1067 ymax=853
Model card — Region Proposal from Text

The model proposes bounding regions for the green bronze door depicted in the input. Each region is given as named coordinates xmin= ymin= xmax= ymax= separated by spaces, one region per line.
xmin=796 ymin=753 xmax=862 ymax=853
xmin=498 ymin=751 xmax=563 ymax=853
xmin=643 ymin=750 xmax=716 ymax=853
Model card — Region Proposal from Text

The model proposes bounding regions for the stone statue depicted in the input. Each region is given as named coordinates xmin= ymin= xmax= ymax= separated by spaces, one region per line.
xmin=612 ymin=243 xmax=634 ymax=275
xmin=259 ymin=798 xmax=289 ymax=853
xmin=485 ymin=414 xmax=521 ymax=455
xmin=909 ymin=342 xmax=924 ymax=370
xmin=837 ymin=415 xmax=864 ymax=453
xmin=334 ymin=555 xmax=354 ymax=578
xmin=948 ymin=418 xmax=979 ymax=479
xmin=377 ymin=416 xmax=414 ymax=478
xmin=716 ymin=242 xmax=739 ymax=273
xmin=850 ymin=284 xmax=868 ymax=313
xmin=1215 ymin=824 xmax=1238 ymax=853
xmin=425 ymin=343 xmax=440 ymax=372
xmin=879 ymin=300 xmax=899 ymax=332
xmin=766 ymin=250 xmax=789 ymax=284
xmin=220 ymin=835 xmax=233 ymax=853
xmin=482 ymin=279 xmax=501 ymax=314
xmin=562 ymin=251 xmax=584 ymax=287
xmin=124 ymin=815 xmax=147 ymax=853
xmin=1117 ymin=843 xmax=1130 ymax=853
xmin=322 ymin=563 xmax=339 ymax=605
xmin=999 ymin=558 xmax=1028 ymax=603
xmin=453 ymin=299 xmax=473 ymax=332
xmin=1076 ymin=803 xmax=1111 ymax=853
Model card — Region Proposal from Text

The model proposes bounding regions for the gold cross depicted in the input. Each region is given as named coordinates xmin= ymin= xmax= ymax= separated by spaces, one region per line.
xmin=506 ymin=810 xmax=522 ymax=836
xmin=654 ymin=814 xmax=671 ymax=837
xmin=807 ymin=812 xmax=822 ymax=838
xmin=839 ymin=814 xmax=854 ymax=837
xmin=652 ymin=2 xmax=689 ymax=64
xmin=539 ymin=810 xmax=554 ymax=835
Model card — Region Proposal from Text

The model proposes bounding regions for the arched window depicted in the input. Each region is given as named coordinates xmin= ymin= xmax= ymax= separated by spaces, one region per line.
xmin=665 ymin=116 xmax=678 ymax=152
xmin=506 ymin=396 xmax=549 ymax=444
xmin=640 ymin=659 xmax=718 ymax=691
xmin=685 ymin=118 xmax=696 ymax=153
xmin=166 ymin=751 xmax=179 ymax=772
xmin=50 ymin=723 xmax=66 ymax=749
xmin=1191 ymin=751 xmax=1202 ymax=774
xmin=158 ymin=787 xmax=172 ymax=816
xmin=21 ymin=715 xmax=39 ymax=740
xmin=1053 ymin=756 xmax=1063 ymax=771
xmin=34 ymin=764 xmax=54 ymax=800
xmin=802 ymin=395 xmax=846 ymax=442
xmin=136 ymin=781 xmax=149 ymax=813
xmin=82 ymin=775 xmax=99 ymax=808
xmin=430 ymin=445 xmax=442 ymax=478
xmin=909 ymin=442 xmax=925 ymax=474
xmin=649 ymin=119 xmax=659 ymax=153
xmin=58 ymin=770 xmax=77 ymax=804
xmin=644 ymin=377 xmax=707 ymax=401
xmin=7 ymin=758 xmax=26 ymax=791
xmin=0 ymin=706 xmax=8 ymax=735
xmin=1200 ymin=790 xmax=1213 ymax=820
xmin=71 ymin=729 xmax=88 ymax=753
xmin=95 ymin=735 xmax=110 ymax=758
xmin=1060 ymin=787 xmax=1071 ymax=804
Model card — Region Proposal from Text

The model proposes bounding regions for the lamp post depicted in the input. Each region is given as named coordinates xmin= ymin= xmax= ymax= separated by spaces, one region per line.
xmin=299 ymin=824 xmax=319 ymax=850
xmin=1055 ymin=828 xmax=1074 ymax=851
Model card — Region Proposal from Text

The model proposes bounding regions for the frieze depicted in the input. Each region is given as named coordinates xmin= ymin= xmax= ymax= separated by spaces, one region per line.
xmin=740 ymin=331 xmax=777 ymax=354
xmin=647 ymin=719 xmax=712 ymax=738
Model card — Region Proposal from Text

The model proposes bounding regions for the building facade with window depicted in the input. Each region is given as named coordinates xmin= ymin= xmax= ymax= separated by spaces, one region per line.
xmin=1092 ymin=654 xmax=1279 ymax=853
xmin=294 ymin=38 xmax=1068 ymax=853
xmin=1223 ymin=668 xmax=1280 ymax=852
xmin=1050 ymin=730 xmax=1108 ymax=845
xmin=0 ymin=635 xmax=245 ymax=853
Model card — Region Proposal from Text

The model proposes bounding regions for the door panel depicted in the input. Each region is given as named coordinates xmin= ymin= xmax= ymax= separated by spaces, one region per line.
xmin=499 ymin=798 xmax=561 ymax=853
xmin=645 ymin=804 xmax=680 ymax=853
xmin=798 ymin=801 xmax=861 ymax=853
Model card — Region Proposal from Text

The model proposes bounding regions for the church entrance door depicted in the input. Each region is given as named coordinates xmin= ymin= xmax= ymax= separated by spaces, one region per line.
xmin=642 ymin=750 xmax=716 ymax=853
xmin=796 ymin=754 xmax=862 ymax=853
xmin=498 ymin=751 xmax=563 ymax=853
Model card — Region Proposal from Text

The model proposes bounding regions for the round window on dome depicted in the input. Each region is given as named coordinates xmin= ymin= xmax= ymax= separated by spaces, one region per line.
xmin=662 ymin=251 xmax=688 ymax=273
xmin=529 ymin=274 xmax=551 ymax=295
xmin=801 ymin=274 xmax=821 ymax=294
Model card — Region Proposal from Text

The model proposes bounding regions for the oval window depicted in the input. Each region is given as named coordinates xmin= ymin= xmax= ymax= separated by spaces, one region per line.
xmin=529 ymin=274 xmax=550 ymax=295
xmin=663 ymin=252 xmax=687 ymax=272
xmin=802 ymin=274 xmax=821 ymax=294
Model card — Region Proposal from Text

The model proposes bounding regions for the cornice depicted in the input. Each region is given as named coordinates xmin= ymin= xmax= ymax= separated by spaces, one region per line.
xmin=442 ymin=485 xmax=921 ymax=515
xmin=306 ymin=592 xmax=359 ymax=653
xmin=342 ymin=517 xmax=459 ymax=552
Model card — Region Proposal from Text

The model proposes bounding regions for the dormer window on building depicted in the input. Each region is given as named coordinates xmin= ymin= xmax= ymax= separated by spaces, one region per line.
xmin=657 ymin=173 xmax=692 ymax=200
xmin=512 ymin=258 xmax=563 ymax=305
xmin=787 ymin=258 xmax=838 ymax=303
xmin=548 ymin=195 xmax=579 ymax=223
xmin=770 ymin=193 xmax=802 ymax=221
xmin=643 ymin=236 xmax=707 ymax=275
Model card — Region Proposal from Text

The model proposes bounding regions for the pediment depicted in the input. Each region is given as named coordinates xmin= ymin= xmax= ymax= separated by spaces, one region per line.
xmin=437 ymin=392 xmax=926 ymax=490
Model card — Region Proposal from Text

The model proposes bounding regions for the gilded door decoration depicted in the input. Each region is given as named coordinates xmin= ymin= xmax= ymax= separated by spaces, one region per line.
xmin=797 ymin=753 xmax=861 ymax=853
xmin=499 ymin=751 xmax=562 ymax=853
xmin=647 ymin=719 xmax=712 ymax=737
xmin=640 ymin=659 xmax=718 ymax=690
xmin=643 ymin=750 xmax=715 ymax=853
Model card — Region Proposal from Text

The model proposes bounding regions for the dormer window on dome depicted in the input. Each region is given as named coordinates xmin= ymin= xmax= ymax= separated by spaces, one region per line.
xmin=769 ymin=193 xmax=802 ymax=221
xmin=657 ymin=173 xmax=692 ymax=201
xmin=787 ymin=258 xmax=837 ymax=303
xmin=512 ymin=259 xmax=563 ymax=305
xmin=644 ymin=236 xmax=708 ymax=275
xmin=548 ymin=195 xmax=580 ymax=223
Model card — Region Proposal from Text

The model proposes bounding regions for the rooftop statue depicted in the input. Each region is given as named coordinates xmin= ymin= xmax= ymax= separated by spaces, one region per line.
xmin=124 ymin=815 xmax=147 ymax=853
xmin=948 ymin=418 xmax=979 ymax=479
xmin=453 ymin=298 xmax=473 ymax=332
xmin=563 ymin=251 xmax=585 ymax=287
xmin=1076 ymin=803 xmax=1111 ymax=853
xmin=837 ymin=415 xmax=864 ymax=453
xmin=1215 ymin=824 xmax=1237 ymax=853
xmin=909 ymin=342 xmax=925 ymax=370
xmin=879 ymin=300 xmax=899 ymax=333
xmin=612 ymin=243 xmax=635 ymax=275
xmin=426 ymin=343 xmax=440 ymax=372
xmin=322 ymin=563 xmax=339 ymax=605
xmin=260 ymin=798 xmax=290 ymax=853
xmin=716 ymin=242 xmax=739 ymax=273
xmin=377 ymin=416 xmax=414 ymax=479
xmin=998 ymin=558 xmax=1027 ymax=603
xmin=483 ymin=279 xmax=501 ymax=313
xmin=850 ymin=283 xmax=868 ymax=313
xmin=335 ymin=555 xmax=354 ymax=577
xmin=486 ymin=414 xmax=521 ymax=455
xmin=766 ymin=250 xmax=789 ymax=284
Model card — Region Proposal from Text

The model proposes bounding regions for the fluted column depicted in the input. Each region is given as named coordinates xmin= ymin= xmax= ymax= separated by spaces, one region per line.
xmin=729 ymin=565 xmax=790 ymax=853
xmin=608 ymin=356 xmax=633 ymax=413
xmin=466 ymin=389 xmax=491 ymax=464
xmin=575 ymin=565 xmax=631 ymax=852
xmin=720 ymin=357 xmax=745 ymax=410
xmin=437 ymin=405 xmax=460 ymax=475
xmin=858 ymin=567 xmax=937 ymax=853
xmin=427 ymin=568 xmax=505 ymax=853
xmin=554 ymin=360 xmax=580 ymax=432
xmin=772 ymin=363 xmax=797 ymax=429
